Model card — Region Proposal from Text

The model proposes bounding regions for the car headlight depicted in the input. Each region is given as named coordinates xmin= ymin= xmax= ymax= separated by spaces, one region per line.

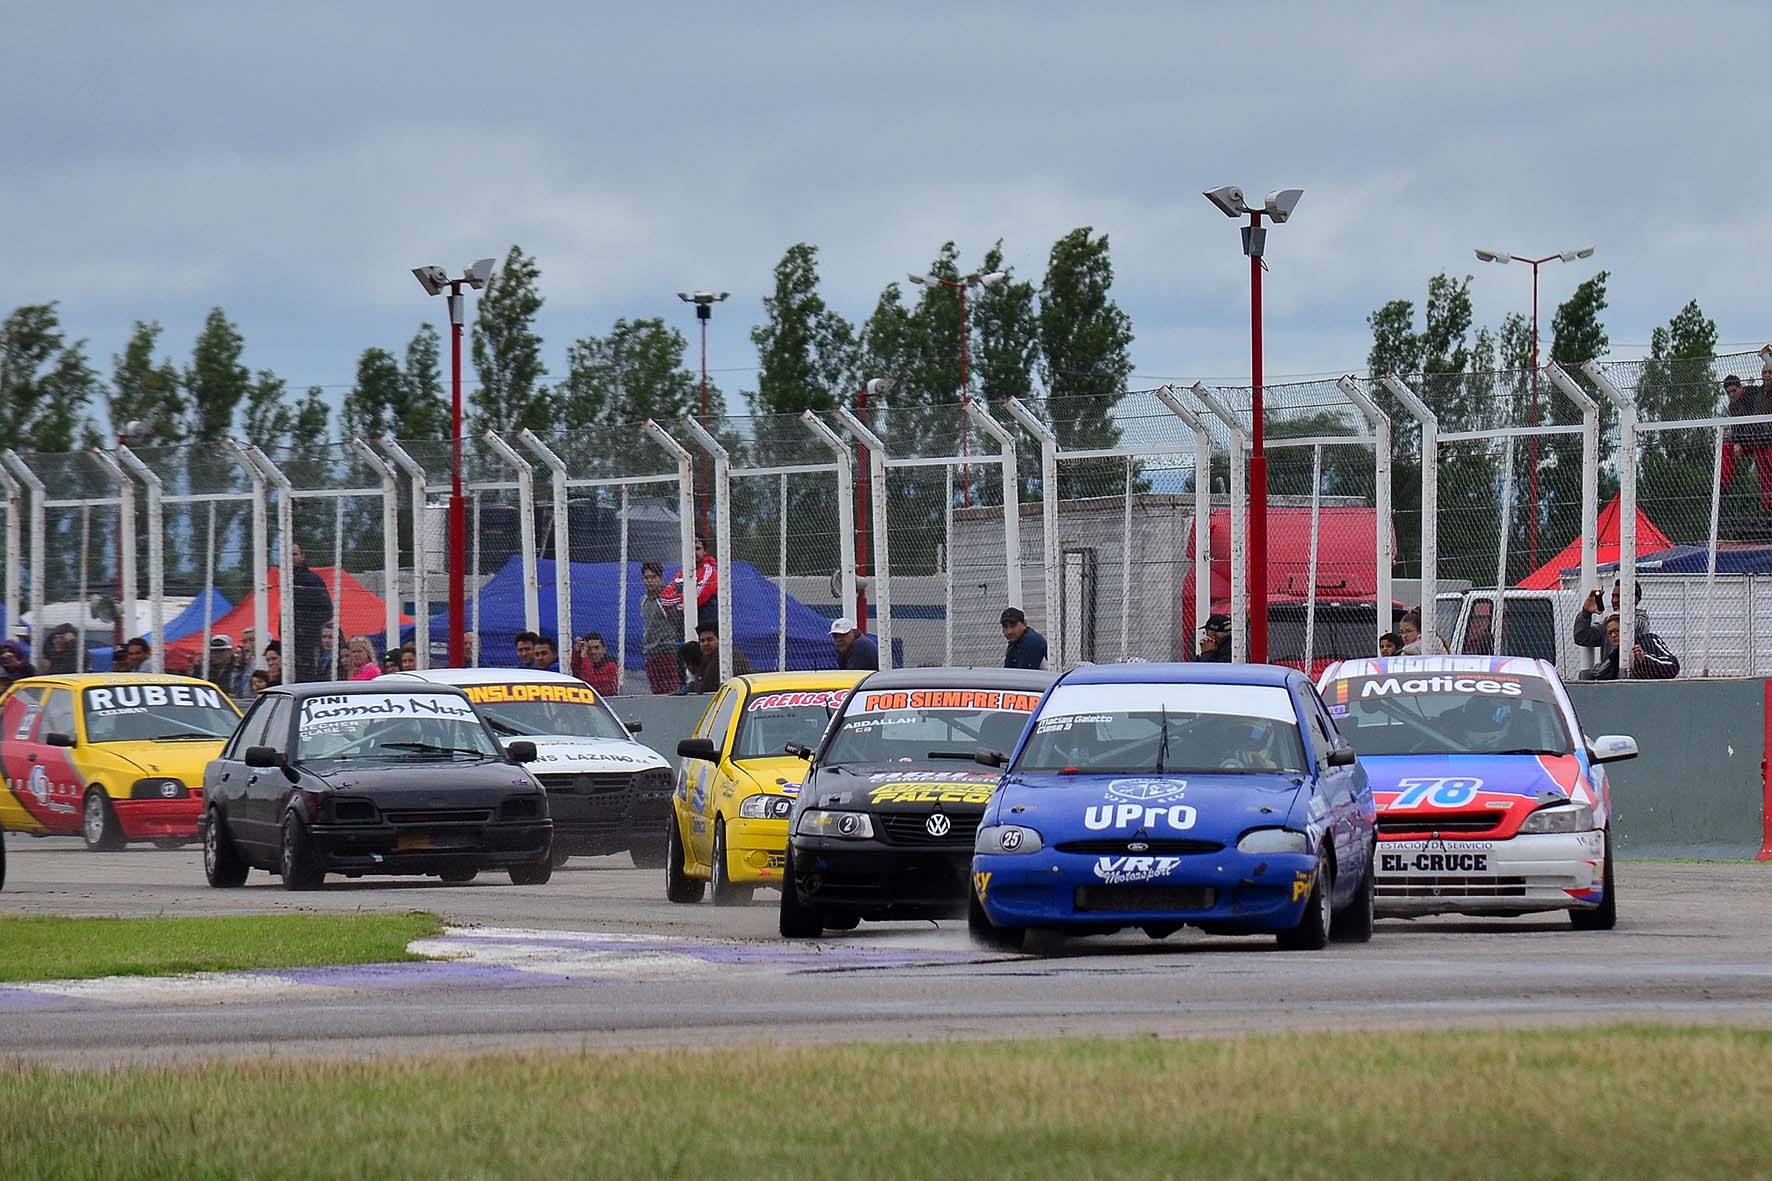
xmin=130 ymin=777 xmax=189 ymax=800
xmin=1517 ymin=803 xmax=1595 ymax=834
xmin=739 ymin=794 xmax=793 ymax=820
xmin=796 ymin=810 xmax=874 ymax=839
xmin=975 ymin=824 xmax=1042 ymax=854
xmin=1236 ymin=827 xmax=1311 ymax=855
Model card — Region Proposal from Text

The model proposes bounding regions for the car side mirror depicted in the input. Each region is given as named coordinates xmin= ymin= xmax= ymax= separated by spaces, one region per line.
xmin=784 ymin=742 xmax=812 ymax=761
xmin=507 ymin=740 xmax=539 ymax=763
xmin=974 ymin=749 xmax=1008 ymax=769
xmin=677 ymin=737 xmax=720 ymax=763
xmin=622 ymin=719 xmax=642 ymax=734
xmin=44 ymin=731 xmax=75 ymax=748
xmin=1587 ymin=734 xmax=1639 ymax=765
xmin=243 ymin=745 xmax=281 ymax=769
xmin=1327 ymin=743 xmax=1357 ymax=768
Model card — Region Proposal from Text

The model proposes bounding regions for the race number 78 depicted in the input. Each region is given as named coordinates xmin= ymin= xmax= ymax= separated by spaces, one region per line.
xmin=1390 ymin=777 xmax=1483 ymax=809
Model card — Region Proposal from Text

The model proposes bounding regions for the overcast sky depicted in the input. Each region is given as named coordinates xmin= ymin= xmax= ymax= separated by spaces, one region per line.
xmin=7 ymin=3 xmax=1771 ymax=430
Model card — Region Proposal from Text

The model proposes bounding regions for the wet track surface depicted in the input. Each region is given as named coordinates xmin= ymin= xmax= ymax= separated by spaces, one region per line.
xmin=4 ymin=835 xmax=1771 ymax=1064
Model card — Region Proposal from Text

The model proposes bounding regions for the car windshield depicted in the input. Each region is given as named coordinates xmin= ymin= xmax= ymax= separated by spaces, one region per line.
xmin=81 ymin=684 xmax=239 ymax=744
xmin=731 ymin=688 xmax=851 ymax=762
xmin=822 ymin=685 xmax=1042 ymax=768
xmin=295 ymin=692 xmax=503 ymax=764
xmin=1015 ymin=683 xmax=1307 ymax=776
xmin=1323 ymin=670 xmax=1574 ymax=757
xmin=457 ymin=680 xmax=629 ymax=741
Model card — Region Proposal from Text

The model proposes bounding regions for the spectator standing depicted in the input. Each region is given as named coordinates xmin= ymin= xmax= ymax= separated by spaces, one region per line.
xmin=661 ymin=537 xmax=719 ymax=627
xmin=830 ymin=617 xmax=879 ymax=671
xmin=344 ymin=637 xmax=380 ymax=681
xmin=1000 ymin=607 xmax=1049 ymax=671
xmin=1579 ymin=612 xmax=1680 ymax=680
xmin=262 ymin=641 xmax=283 ymax=688
xmin=639 ymin=561 xmax=680 ymax=694
xmin=532 ymin=636 xmax=561 ymax=673
xmin=688 ymin=621 xmax=750 ymax=693
xmin=42 ymin=624 xmax=78 ymax=674
xmin=289 ymin=543 xmax=333 ymax=682
xmin=0 ymin=641 xmax=29 ymax=689
xmin=399 ymin=644 xmax=418 ymax=672
xmin=1195 ymin=614 xmax=1233 ymax=662
xmin=317 ymin=621 xmax=338 ymax=680
xmin=121 ymin=638 xmax=151 ymax=672
xmin=248 ymin=669 xmax=271 ymax=697
xmin=675 ymin=640 xmax=703 ymax=695
xmin=205 ymin=635 xmax=235 ymax=690
xmin=1378 ymin=632 xmax=1402 ymax=658
xmin=1720 ymin=372 xmax=1772 ymax=514
xmin=573 ymin=633 xmax=622 ymax=695
xmin=1399 ymin=610 xmax=1449 ymax=655
xmin=1573 ymin=583 xmax=1651 ymax=656
xmin=513 ymin=631 xmax=539 ymax=668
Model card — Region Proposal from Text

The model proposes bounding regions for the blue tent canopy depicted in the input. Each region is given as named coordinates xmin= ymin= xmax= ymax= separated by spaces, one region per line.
xmin=87 ymin=588 xmax=235 ymax=668
xmin=385 ymin=556 xmax=849 ymax=672
xmin=1598 ymin=544 xmax=1772 ymax=576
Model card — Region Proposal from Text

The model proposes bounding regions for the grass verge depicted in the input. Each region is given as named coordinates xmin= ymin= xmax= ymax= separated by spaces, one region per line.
xmin=4 ymin=1026 xmax=1770 ymax=1177
xmin=0 ymin=912 xmax=444 ymax=983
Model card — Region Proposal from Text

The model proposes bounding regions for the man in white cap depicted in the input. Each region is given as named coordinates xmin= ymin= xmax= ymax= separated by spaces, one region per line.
xmin=830 ymin=616 xmax=878 ymax=671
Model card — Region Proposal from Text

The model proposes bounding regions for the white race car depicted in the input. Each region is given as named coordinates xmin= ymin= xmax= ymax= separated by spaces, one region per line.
xmin=392 ymin=668 xmax=673 ymax=867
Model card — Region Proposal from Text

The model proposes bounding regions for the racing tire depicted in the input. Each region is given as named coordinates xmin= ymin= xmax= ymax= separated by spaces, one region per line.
xmin=1277 ymin=861 xmax=1332 ymax=951
xmin=1331 ymin=846 xmax=1376 ymax=944
xmin=152 ymin=838 xmax=187 ymax=850
xmin=1569 ymin=830 xmax=1618 ymax=931
xmin=508 ymin=856 xmax=554 ymax=886
xmin=709 ymin=820 xmax=752 ymax=907
xmin=82 ymin=790 xmax=124 ymax=852
xmin=823 ymin=912 xmax=860 ymax=932
xmin=628 ymin=840 xmax=669 ymax=870
xmin=549 ymin=845 xmax=573 ymax=868
xmin=202 ymin=808 xmax=248 ymax=888
xmin=439 ymin=868 xmax=478 ymax=884
xmin=967 ymin=889 xmax=1025 ymax=952
xmin=666 ymin=817 xmax=705 ymax=904
xmin=279 ymin=814 xmax=325 ymax=892
xmin=777 ymin=850 xmax=824 ymax=938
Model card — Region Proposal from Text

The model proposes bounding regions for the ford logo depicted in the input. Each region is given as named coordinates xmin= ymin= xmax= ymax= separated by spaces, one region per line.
xmin=1127 ymin=840 xmax=1149 ymax=852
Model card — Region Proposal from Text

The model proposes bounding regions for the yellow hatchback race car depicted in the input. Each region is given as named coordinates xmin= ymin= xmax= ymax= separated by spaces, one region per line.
xmin=667 ymin=670 xmax=867 ymax=905
xmin=0 ymin=673 xmax=243 ymax=850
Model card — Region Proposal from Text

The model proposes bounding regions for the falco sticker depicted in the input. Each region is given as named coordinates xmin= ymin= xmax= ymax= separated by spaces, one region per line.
xmin=869 ymin=782 xmax=995 ymax=806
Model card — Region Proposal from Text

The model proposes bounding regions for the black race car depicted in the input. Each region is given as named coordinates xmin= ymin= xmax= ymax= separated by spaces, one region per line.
xmin=779 ymin=667 xmax=1053 ymax=937
xmin=202 ymin=681 xmax=552 ymax=891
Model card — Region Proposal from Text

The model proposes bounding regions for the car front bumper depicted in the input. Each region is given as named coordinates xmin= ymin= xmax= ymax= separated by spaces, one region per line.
xmin=790 ymin=838 xmax=972 ymax=919
xmin=975 ymin=848 xmax=1322 ymax=934
xmin=722 ymin=816 xmax=790 ymax=885
xmin=113 ymin=797 xmax=203 ymax=841
xmin=544 ymin=775 xmax=674 ymax=856
xmin=1375 ymin=829 xmax=1606 ymax=916
xmin=308 ymin=819 xmax=553 ymax=874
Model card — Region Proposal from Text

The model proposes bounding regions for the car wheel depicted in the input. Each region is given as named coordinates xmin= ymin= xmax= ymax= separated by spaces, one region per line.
xmin=549 ymin=845 xmax=573 ymax=868
xmin=439 ymin=868 xmax=478 ymax=884
xmin=1570 ymin=830 xmax=1618 ymax=931
xmin=629 ymin=840 xmax=669 ymax=870
xmin=777 ymin=848 xmax=824 ymax=938
xmin=967 ymin=886 xmax=1025 ymax=952
xmin=823 ymin=912 xmax=860 ymax=931
xmin=203 ymin=808 xmax=248 ymax=888
xmin=1331 ymin=845 xmax=1375 ymax=944
xmin=666 ymin=815 xmax=706 ymax=903
xmin=1277 ymin=861 xmax=1332 ymax=950
xmin=508 ymin=856 xmax=554 ymax=886
xmin=152 ymin=838 xmax=187 ymax=850
xmin=82 ymin=790 xmax=124 ymax=852
xmin=710 ymin=820 xmax=752 ymax=906
xmin=279 ymin=814 xmax=325 ymax=891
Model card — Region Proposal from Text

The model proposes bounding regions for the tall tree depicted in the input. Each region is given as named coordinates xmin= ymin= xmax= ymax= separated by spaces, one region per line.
xmin=341 ymin=347 xmax=406 ymax=442
xmin=1549 ymin=271 xmax=1610 ymax=367
xmin=0 ymin=303 xmax=99 ymax=452
xmin=241 ymin=369 xmax=293 ymax=450
xmin=397 ymin=323 xmax=448 ymax=440
xmin=470 ymin=245 xmax=550 ymax=433
xmin=1637 ymin=299 xmax=1722 ymax=541
xmin=110 ymin=321 xmax=185 ymax=443
xmin=970 ymin=239 xmax=1039 ymax=404
xmin=749 ymin=243 xmax=857 ymax=418
xmin=1038 ymin=227 xmax=1132 ymax=499
xmin=558 ymin=316 xmax=706 ymax=434
xmin=183 ymin=307 xmax=251 ymax=441
xmin=1365 ymin=299 xmax=1421 ymax=380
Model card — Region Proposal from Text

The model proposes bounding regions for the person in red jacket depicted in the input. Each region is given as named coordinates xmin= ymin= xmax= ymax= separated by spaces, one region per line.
xmin=572 ymin=632 xmax=622 ymax=696
xmin=660 ymin=537 xmax=718 ymax=626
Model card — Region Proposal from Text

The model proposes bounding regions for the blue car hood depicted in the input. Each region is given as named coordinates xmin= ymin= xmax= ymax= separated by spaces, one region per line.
xmin=994 ymin=772 xmax=1305 ymax=843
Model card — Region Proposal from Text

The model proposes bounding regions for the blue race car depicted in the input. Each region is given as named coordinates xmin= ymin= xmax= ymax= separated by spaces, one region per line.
xmin=968 ymin=663 xmax=1377 ymax=954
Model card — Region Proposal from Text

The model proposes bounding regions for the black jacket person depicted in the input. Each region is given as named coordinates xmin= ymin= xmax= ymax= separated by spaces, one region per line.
xmin=289 ymin=543 xmax=334 ymax=682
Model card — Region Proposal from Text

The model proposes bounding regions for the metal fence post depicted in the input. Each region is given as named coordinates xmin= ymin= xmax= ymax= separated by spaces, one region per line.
xmin=1546 ymin=363 xmax=1601 ymax=671
xmin=226 ymin=441 xmax=270 ymax=673
xmin=801 ymin=411 xmax=858 ymax=624
xmin=833 ymin=407 xmax=892 ymax=671
xmin=518 ymin=429 xmax=573 ymax=658
xmin=1380 ymin=377 xmax=1439 ymax=646
xmin=643 ymin=421 xmax=698 ymax=650
xmin=481 ymin=432 xmax=539 ymax=639
xmin=115 ymin=445 xmax=165 ymax=673
xmin=0 ymin=464 xmax=19 ymax=651
xmin=244 ymin=446 xmax=295 ymax=685
xmin=677 ymin=416 xmax=733 ymax=682
xmin=1492 ymin=437 xmax=1515 ymax=655
xmin=966 ymin=400 xmax=1023 ymax=613
xmin=1336 ymin=376 xmax=1394 ymax=643
xmin=1 ymin=453 xmax=44 ymax=659
xmin=1004 ymin=398 xmax=1060 ymax=662
xmin=380 ymin=436 xmax=430 ymax=670
xmin=1190 ymin=383 xmax=1246 ymax=662
xmin=89 ymin=449 xmax=139 ymax=649
xmin=1583 ymin=359 xmax=1638 ymax=676
xmin=1153 ymin=387 xmax=1214 ymax=658
xmin=351 ymin=438 xmax=403 ymax=649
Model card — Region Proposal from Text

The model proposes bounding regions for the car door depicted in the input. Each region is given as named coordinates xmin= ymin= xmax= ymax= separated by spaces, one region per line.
xmin=0 ymin=686 xmax=58 ymax=833
xmin=241 ymin=696 xmax=295 ymax=848
xmin=212 ymin=695 xmax=271 ymax=852
xmin=1301 ymin=689 xmax=1360 ymax=904
xmin=686 ymin=687 xmax=741 ymax=867
xmin=33 ymin=689 xmax=84 ymax=835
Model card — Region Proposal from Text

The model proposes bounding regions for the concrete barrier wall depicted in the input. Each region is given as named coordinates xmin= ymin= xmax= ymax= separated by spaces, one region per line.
xmin=609 ymin=678 xmax=1772 ymax=862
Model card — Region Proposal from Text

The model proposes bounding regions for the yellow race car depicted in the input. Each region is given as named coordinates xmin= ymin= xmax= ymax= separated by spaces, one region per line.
xmin=667 ymin=670 xmax=867 ymax=905
xmin=0 ymin=673 xmax=243 ymax=850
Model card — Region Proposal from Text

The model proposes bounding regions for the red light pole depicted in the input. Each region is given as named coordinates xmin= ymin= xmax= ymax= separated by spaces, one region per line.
xmin=1204 ymin=187 xmax=1303 ymax=664
xmin=413 ymin=258 xmax=495 ymax=668
xmin=908 ymin=270 xmax=1006 ymax=507
xmin=1474 ymin=245 xmax=1597 ymax=571
xmin=677 ymin=291 xmax=729 ymax=537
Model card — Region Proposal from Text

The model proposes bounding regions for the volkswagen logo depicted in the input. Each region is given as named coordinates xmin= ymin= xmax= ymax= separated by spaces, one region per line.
xmin=925 ymin=813 xmax=952 ymax=838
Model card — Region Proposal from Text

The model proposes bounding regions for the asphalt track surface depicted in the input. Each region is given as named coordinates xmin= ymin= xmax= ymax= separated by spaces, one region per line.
xmin=3 ymin=835 xmax=1771 ymax=1065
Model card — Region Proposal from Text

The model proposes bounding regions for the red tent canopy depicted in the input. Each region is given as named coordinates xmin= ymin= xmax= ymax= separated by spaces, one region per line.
xmin=1515 ymin=494 xmax=1672 ymax=590
xmin=162 ymin=567 xmax=411 ymax=665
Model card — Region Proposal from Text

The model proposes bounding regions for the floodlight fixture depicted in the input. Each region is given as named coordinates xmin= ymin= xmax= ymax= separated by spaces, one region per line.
xmin=464 ymin=257 xmax=497 ymax=289
xmin=1562 ymin=245 xmax=1597 ymax=262
xmin=1474 ymin=249 xmax=1511 ymax=264
xmin=978 ymin=271 xmax=1009 ymax=289
xmin=1202 ymin=185 xmax=1248 ymax=218
xmin=677 ymin=291 xmax=730 ymax=305
xmin=907 ymin=272 xmax=931 ymax=286
xmin=412 ymin=265 xmax=448 ymax=295
xmin=1263 ymin=189 xmax=1304 ymax=224
xmin=864 ymin=378 xmax=894 ymax=398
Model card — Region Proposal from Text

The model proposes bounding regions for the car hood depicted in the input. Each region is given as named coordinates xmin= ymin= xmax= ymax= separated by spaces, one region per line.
xmin=503 ymin=734 xmax=667 ymax=774
xmin=801 ymin=764 xmax=1001 ymax=812
xmin=1358 ymin=752 xmax=1602 ymax=835
xmin=992 ymin=772 xmax=1305 ymax=844
xmin=88 ymin=740 xmax=228 ymax=786
xmin=309 ymin=759 xmax=541 ymax=808
xmin=731 ymin=754 xmax=813 ymax=798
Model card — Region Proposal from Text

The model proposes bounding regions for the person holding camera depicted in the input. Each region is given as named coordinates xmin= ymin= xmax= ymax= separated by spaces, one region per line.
xmin=1573 ymin=580 xmax=1650 ymax=655
xmin=572 ymin=632 xmax=622 ymax=695
xmin=1578 ymin=612 xmax=1679 ymax=680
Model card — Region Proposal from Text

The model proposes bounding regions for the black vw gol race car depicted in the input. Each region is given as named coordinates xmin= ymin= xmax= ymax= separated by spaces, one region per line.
xmin=203 ymin=682 xmax=553 ymax=890
xmin=779 ymin=667 xmax=1052 ymax=937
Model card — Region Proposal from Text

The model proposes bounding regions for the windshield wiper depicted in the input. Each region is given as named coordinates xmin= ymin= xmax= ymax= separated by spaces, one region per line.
xmin=379 ymin=742 xmax=490 ymax=759
xmin=925 ymin=750 xmax=979 ymax=761
xmin=1492 ymin=747 xmax=1566 ymax=756
xmin=147 ymin=731 xmax=227 ymax=741
xmin=484 ymin=718 xmax=533 ymax=737
xmin=1155 ymin=704 xmax=1169 ymax=775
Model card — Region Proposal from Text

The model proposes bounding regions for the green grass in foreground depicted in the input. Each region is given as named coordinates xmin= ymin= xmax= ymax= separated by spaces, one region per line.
xmin=4 ymin=1027 xmax=1769 ymax=1178
xmin=0 ymin=912 xmax=444 ymax=983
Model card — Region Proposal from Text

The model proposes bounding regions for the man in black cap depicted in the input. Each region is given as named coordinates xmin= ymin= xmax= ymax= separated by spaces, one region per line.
xmin=1196 ymin=613 xmax=1233 ymax=662
xmin=1000 ymin=607 xmax=1048 ymax=670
